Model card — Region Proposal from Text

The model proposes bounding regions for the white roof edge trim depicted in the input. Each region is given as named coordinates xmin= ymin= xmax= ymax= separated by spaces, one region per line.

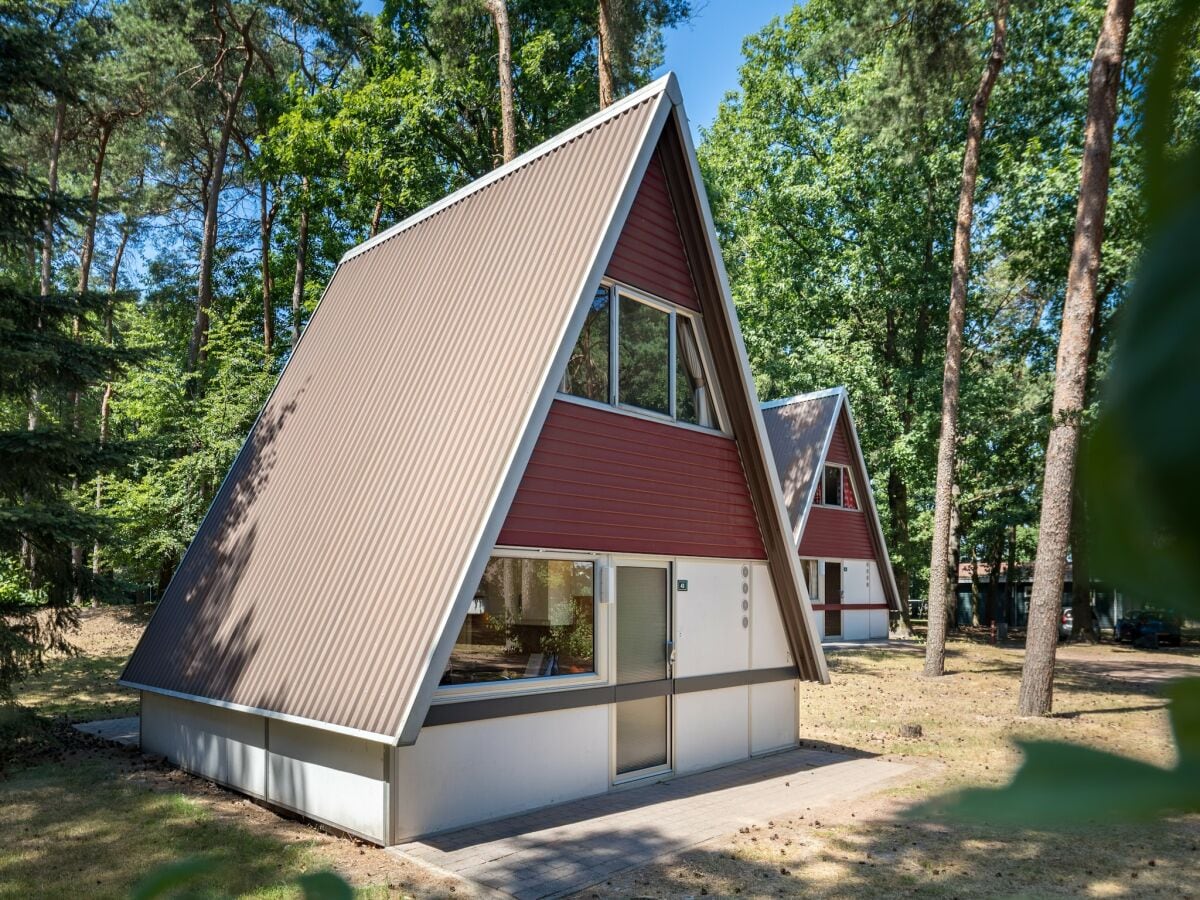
xmin=761 ymin=385 xmax=846 ymax=409
xmin=341 ymin=73 xmax=678 ymax=264
xmin=393 ymin=92 xmax=675 ymax=747
xmin=839 ymin=393 xmax=904 ymax=612
xmin=123 ymin=680 xmax=396 ymax=744
xmin=666 ymin=106 xmax=830 ymax=685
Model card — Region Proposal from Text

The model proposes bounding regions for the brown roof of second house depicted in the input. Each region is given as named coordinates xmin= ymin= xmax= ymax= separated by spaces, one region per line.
xmin=121 ymin=74 xmax=828 ymax=745
xmin=761 ymin=387 xmax=903 ymax=612
xmin=761 ymin=388 xmax=842 ymax=531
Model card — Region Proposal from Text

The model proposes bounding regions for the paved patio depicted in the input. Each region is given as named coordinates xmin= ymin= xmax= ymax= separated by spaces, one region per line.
xmin=390 ymin=747 xmax=914 ymax=899
xmin=73 ymin=715 xmax=140 ymax=747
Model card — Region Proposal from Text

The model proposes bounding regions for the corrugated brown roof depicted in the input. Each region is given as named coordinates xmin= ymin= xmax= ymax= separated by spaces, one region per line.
xmin=122 ymin=81 xmax=669 ymax=742
xmin=761 ymin=390 xmax=841 ymax=534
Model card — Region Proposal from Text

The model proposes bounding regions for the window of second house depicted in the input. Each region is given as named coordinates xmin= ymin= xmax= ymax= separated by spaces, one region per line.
xmin=823 ymin=465 xmax=844 ymax=507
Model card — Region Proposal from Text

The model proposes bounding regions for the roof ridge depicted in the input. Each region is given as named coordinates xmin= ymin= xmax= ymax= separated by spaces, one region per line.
xmin=340 ymin=74 xmax=676 ymax=264
xmin=760 ymin=385 xmax=845 ymax=409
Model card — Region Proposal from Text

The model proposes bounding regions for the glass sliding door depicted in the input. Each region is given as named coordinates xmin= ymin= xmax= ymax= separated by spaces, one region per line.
xmin=615 ymin=565 xmax=671 ymax=779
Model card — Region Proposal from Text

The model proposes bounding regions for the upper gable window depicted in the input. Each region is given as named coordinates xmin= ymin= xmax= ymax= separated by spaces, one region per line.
xmin=561 ymin=283 xmax=722 ymax=431
xmin=618 ymin=294 xmax=670 ymax=415
xmin=562 ymin=288 xmax=610 ymax=402
xmin=822 ymin=465 xmax=844 ymax=508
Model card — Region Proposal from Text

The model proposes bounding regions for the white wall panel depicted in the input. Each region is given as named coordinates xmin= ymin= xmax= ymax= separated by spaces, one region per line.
xmin=842 ymin=560 xmax=870 ymax=604
xmin=140 ymin=692 xmax=266 ymax=798
xmin=392 ymin=706 xmax=609 ymax=839
xmin=750 ymin=681 xmax=797 ymax=754
xmin=268 ymin=720 xmax=388 ymax=843
xmin=750 ymin=563 xmax=793 ymax=669
xmin=870 ymin=609 xmax=889 ymax=638
xmin=674 ymin=686 xmax=749 ymax=774
xmin=674 ymin=560 xmax=750 ymax=677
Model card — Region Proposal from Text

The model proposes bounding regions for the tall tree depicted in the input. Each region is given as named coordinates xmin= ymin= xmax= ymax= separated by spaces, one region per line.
xmin=924 ymin=0 xmax=1009 ymax=677
xmin=186 ymin=0 xmax=259 ymax=376
xmin=484 ymin=0 xmax=516 ymax=163
xmin=1017 ymin=0 xmax=1135 ymax=717
xmin=598 ymin=0 xmax=616 ymax=108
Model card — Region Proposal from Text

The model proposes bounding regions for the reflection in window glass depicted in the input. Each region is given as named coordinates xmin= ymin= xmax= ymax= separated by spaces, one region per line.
xmin=618 ymin=296 xmax=670 ymax=415
xmin=823 ymin=465 xmax=843 ymax=507
xmin=676 ymin=316 xmax=715 ymax=427
xmin=562 ymin=288 xmax=610 ymax=402
xmin=440 ymin=558 xmax=595 ymax=685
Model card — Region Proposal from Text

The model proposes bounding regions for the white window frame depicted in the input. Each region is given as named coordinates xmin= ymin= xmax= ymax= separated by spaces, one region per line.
xmin=557 ymin=279 xmax=730 ymax=436
xmin=819 ymin=462 xmax=860 ymax=511
xmin=433 ymin=549 xmax=608 ymax=702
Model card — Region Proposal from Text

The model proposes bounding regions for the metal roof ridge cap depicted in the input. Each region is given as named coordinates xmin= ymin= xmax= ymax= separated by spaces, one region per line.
xmin=339 ymin=73 xmax=676 ymax=264
xmin=760 ymin=385 xmax=846 ymax=410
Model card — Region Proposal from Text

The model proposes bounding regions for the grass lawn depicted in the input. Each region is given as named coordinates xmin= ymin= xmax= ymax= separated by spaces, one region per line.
xmin=3 ymin=610 xmax=1199 ymax=898
xmin=589 ymin=638 xmax=1200 ymax=898
xmin=0 ymin=609 xmax=461 ymax=899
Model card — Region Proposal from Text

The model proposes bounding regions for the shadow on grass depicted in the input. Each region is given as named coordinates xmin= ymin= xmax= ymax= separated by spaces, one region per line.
xmin=19 ymin=653 xmax=139 ymax=722
xmin=0 ymin=750 xmax=323 ymax=899
xmin=572 ymin=809 xmax=1200 ymax=898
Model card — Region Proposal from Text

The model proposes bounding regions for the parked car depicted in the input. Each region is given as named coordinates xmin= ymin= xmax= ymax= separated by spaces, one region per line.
xmin=1115 ymin=609 xmax=1183 ymax=646
xmin=1059 ymin=607 xmax=1100 ymax=641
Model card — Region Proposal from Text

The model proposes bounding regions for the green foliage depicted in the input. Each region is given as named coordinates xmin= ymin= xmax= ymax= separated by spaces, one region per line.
xmin=921 ymin=0 xmax=1200 ymax=824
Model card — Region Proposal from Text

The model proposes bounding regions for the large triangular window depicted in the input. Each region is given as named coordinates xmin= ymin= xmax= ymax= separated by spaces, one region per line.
xmin=561 ymin=282 xmax=723 ymax=431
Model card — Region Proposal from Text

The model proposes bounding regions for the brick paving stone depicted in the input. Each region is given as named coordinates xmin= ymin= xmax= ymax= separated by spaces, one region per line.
xmin=387 ymin=747 xmax=913 ymax=899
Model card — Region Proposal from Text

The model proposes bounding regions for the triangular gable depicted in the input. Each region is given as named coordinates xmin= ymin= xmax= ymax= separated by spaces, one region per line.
xmin=122 ymin=75 xmax=827 ymax=747
xmin=605 ymin=150 xmax=701 ymax=312
xmin=762 ymin=388 xmax=901 ymax=612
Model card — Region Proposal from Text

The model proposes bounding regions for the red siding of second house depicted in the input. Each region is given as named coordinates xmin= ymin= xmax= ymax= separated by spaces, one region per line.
xmin=498 ymin=400 xmax=766 ymax=558
xmin=605 ymin=151 xmax=701 ymax=311
xmin=799 ymin=411 xmax=873 ymax=559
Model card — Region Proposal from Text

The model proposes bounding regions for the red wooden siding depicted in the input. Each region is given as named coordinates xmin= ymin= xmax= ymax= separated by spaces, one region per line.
xmin=605 ymin=150 xmax=701 ymax=311
xmin=825 ymin=414 xmax=854 ymax=465
xmin=498 ymin=400 xmax=766 ymax=558
xmin=799 ymin=506 xmax=874 ymax=559
xmin=799 ymin=411 xmax=871 ymax=559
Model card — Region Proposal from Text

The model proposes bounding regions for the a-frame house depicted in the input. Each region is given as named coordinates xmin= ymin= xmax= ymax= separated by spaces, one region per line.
xmin=121 ymin=75 xmax=828 ymax=845
xmin=762 ymin=387 xmax=903 ymax=641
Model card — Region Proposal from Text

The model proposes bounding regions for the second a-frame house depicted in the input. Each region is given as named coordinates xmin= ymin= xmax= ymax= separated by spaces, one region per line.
xmin=762 ymin=387 xmax=902 ymax=642
xmin=120 ymin=75 xmax=828 ymax=845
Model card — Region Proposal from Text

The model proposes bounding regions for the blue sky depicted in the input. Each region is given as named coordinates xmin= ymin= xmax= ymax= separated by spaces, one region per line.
xmin=659 ymin=1 xmax=796 ymax=140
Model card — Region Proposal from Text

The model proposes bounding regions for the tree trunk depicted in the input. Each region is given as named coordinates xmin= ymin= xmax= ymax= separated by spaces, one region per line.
xmin=924 ymin=0 xmax=1008 ymax=677
xmin=92 ymin=226 xmax=129 ymax=583
xmin=485 ymin=0 xmax=517 ymax=164
xmin=970 ymin=557 xmax=982 ymax=626
xmin=370 ymin=199 xmax=384 ymax=237
xmin=259 ymin=177 xmax=274 ymax=356
xmin=291 ymin=177 xmax=310 ymax=350
xmin=887 ymin=467 xmax=915 ymax=637
xmin=1018 ymin=0 xmax=1134 ymax=717
xmin=78 ymin=123 xmax=112 ymax=294
xmin=598 ymin=0 xmax=616 ymax=109
xmin=1070 ymin=289 xmax=1106 ymax=642
xmin=187 ymin=48 xmax=255 ymax=375
xmin=1004 ymin=522 xmax=1016 ymax=630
